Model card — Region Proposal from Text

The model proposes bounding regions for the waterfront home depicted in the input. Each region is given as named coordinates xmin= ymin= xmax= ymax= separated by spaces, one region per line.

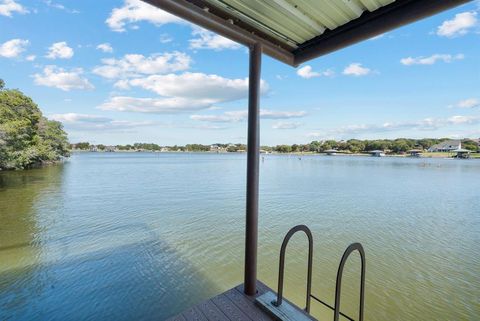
xmin=370 ymin=150 xmax=386 ymax=157
xmin=427 ymin=140 xmax=461 ymax=152
xmin=105 ymin=146 xmax=116 ymax=152
xmin=210 ymin=144 xmax=226 ymax=153
xmin=136 ymin=1 xmax=471 ymax=320
xmin=89 ymin=145 xmax=98 ymax=152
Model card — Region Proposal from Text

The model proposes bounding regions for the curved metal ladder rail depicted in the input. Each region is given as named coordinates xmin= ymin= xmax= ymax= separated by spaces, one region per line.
xmin=273 ymin=224 xmax=313 ymax=313
xmin=273 ymin=225 xmax=366 ymax=321
xmin=332 ymin=243 xmax=366 ymax=321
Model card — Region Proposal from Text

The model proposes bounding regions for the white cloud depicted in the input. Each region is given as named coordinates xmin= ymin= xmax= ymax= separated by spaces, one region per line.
xmin=0 ymin=38 xmax=29 ymax=58
xmin=0 ymin=0 xmax=28 ymax=17
xmin=272 ymin=121 xmax=302 ymax=129
xmin=297 ymin=65 xmax=334 ymax=79
xmin=190 ymin=109 xmax=306 ymax=123
xmin=100 ymin=73 xmax=268 ymax=114
xmin=189 ymin=27 xmax=241 ymax=51
xmin=342 ymin=63 xmax=371 ymax=76
xmin=96 ymin=43 xmax=113 ymax=53
xmin=33 ymin=66 xmax=94 ymax=91
xmin=98 ymin=96 xmax=211 ymax=114
xmin=437 ymin=11 xmax=478 ymax=37
xmin=50 ymin=113 xmax=154 ymax=130
xmin=106 ymin=0 xmax=183 ymax=32
xmin=455 ymin=98 xmax=479 ymax=108
xmin=127 ymin=72 xmax=268 ymax=104
xmin=92 ymin=52 xmax=191 ymax=79
xmin=51 ymin=113 xmax=111 ymax=124
xmin=46 ymin=41 xmax=74 ymax=59
xmin=26 ymin=54 xmax=36 ymax=61
xmin=308 ymin=115 xmax=480 ymax=139
xmin=400 ymin=54 xmax=464 ymax=65
xmin=448 ymin=115 xmax=480 ymax=125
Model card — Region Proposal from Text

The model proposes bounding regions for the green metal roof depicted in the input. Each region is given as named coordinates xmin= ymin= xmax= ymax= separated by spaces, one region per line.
xmin=203 ymin=0 xmax=395 ymax=49
xmin=144 ymin=0 xmax=471 ymax=66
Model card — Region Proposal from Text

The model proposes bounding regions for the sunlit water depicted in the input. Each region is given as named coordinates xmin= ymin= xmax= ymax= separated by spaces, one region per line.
xmin=0 ymin=153 xmax=479 ymax=320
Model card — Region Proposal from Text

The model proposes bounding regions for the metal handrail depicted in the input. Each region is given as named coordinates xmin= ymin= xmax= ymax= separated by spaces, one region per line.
xmin=333 ymin=243 xmax=366 ymax=321
xmin=273 ymin=225 xmax=313 ymax=313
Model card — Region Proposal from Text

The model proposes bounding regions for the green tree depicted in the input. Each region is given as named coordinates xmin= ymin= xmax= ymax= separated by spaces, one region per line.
xmin=462 ymin=139 xmax=478 ymax=152
xmin=0 ymin=81 xmax=70 ymax=170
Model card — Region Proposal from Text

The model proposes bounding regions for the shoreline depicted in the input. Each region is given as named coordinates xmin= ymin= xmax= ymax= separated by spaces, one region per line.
xmin=71 ymin=150 xmax=480 ymax=159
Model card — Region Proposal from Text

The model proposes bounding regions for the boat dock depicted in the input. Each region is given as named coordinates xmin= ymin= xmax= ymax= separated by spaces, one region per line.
xmin=167 ymin=281 xmax=314 ymax=321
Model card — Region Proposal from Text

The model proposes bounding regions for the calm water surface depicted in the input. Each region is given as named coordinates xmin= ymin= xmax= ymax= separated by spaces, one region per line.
xmin=0 ymin=153 xmax=479 ymax=320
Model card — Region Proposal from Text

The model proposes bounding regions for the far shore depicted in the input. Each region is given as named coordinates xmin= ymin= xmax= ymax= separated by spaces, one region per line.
xmin=71 ymin=150 xmax=480 ymax=159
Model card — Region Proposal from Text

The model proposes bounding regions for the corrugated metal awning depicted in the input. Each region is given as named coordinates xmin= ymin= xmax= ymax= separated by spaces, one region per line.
xmin=143 ymin=0 xmax=471 ymax=66
xmin=202 ymin=0 xmax=395 ymax=49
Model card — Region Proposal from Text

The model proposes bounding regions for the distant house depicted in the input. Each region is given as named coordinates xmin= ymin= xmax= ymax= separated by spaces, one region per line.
xmin=427 ymin=140 xmax=461 ymax=152
xmin=370 ymin=150 xmax=385 ymax=157
xmin=408 ymin=149 xmax=422 ymax=157
xmin=160 ymin=147 xmax=170 ymax=152
xmin=210 ymin=144 xmax=226 ymax=153
xmin=89 ymin=145 xmax=98 ymax=152
xmin=105 ymin=146 xmax=116 ymax=152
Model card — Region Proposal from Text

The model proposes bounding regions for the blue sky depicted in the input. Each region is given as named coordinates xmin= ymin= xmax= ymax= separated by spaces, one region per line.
xmin=1 ymin=0 xmax=479 ymax=145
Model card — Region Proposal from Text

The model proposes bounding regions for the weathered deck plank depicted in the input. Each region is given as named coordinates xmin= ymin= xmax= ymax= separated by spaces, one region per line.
xmin=211 ymin=292 xmax=251 ymax=321
xmin=225 ymin=288 xmax=272 ymax=321
xmin=197 ymin=298 xmax=230 ymax=321
xmin=182 ymin=306 xmax=208 ymax=321
xmin=166 ymin=281 xmax=313 ymax=321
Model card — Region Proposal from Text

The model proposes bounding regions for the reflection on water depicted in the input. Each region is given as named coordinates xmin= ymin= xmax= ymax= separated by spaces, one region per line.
xmin=0 ymin=153 xmax=479 ymax=320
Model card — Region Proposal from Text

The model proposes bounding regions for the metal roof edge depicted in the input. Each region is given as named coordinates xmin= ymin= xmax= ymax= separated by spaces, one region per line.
xmin=293 ymin=0 xmax=471 ymax=65
xmin=143 ymin=0 xmax=295 ymax=65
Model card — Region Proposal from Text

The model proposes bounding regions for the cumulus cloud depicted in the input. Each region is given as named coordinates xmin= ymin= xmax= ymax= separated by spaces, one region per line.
xmin=455 ymin=98 xmax=479 ymax=108
xmin=33 ymin=66 xmax=94 ymax=91
xmin=343 ymin=63 xmax=371 ymax=76
xmin=96 ymin=43 xmax=113 ymax=53
xmin=46 ymin=41 xmax=74 ymax=59
xmin=297 ymin=65 xmax=334 ymax=79
xmin=190 ymin=109 xmax=306 ymax=123
xmin=92 ymin=52 xmax=191 ymax=79
xmin=125 ymin=72 xmax=268 ymax=106
xmin=0 ymin=38 xmax=29 ymax=58
xmin=308 ymin=115 xmax=480 ymax=138
xmin=272 ymin=121 xmax=302 ymax=129
xmin=26 ymin=54 xmax=36 ymax=61
xmin=0 ymin=0 xmax=28 ymax=17
xmin=437 ymin=11 xmax=478 ymax=37
xmin=106 ymin=0 xmax=183 ymax=32
xmin=189 ymin=27 xmax=241 ymax=51
xmin=98 ymin=96 xmax=211 ymax=114
xmin=99 ymin=72 xmax=268 ymax=114
xmin=400 ymin=54 xmax=464 ymax=65
xmin=50 ymin=113 xmax=154 ymax=130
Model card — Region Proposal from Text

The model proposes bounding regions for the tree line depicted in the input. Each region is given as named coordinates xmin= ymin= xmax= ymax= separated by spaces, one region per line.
xmin=72 ymin=138 xmax=479 ymax=154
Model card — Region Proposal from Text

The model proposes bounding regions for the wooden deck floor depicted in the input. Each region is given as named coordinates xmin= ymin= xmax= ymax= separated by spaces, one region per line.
xmin=166 ymin=281 xmax=306 ymax=321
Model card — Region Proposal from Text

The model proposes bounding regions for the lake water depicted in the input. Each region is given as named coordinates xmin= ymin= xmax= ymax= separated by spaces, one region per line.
xmin=0 ymin=152 xmax=479 ymax=321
